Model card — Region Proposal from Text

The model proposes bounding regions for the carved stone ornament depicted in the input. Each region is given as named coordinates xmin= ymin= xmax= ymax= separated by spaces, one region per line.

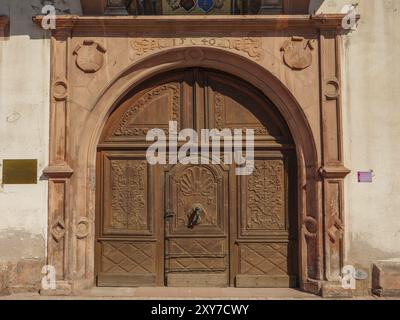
xmin=53 ymin=78 xmax=68 ymax=101
xmin=184 ymin=47 xmax=204 ymax=63
xmin=325 ymin=78 xmax=341 ymax=100
xmin=73 ymin=40 xmax=106 ymax=73
xmin=76 ymin=217 xmax=90 ymax=239
xmin=281 ymin=36 xmax=315 ymax=70
xmin=51 ymin=217 xmax=66 ymax=243
xmin=303 ymin=216 xmax=318 ymax=239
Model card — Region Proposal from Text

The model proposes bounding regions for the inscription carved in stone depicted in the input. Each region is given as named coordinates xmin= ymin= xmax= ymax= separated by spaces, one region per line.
xmin=111 ymin=160 xmax=147 ymax=231
xmin=130 ymin=37 xmax=263 ymax=61
xmin=246 ymin=160 xmax=285 ymax=230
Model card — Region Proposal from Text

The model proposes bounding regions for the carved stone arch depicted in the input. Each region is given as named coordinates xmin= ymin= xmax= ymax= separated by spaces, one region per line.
xmin=82 ymin=47 xmax=320 ymax=289
xmin=46 ymin=46 xmax=329 ymax=294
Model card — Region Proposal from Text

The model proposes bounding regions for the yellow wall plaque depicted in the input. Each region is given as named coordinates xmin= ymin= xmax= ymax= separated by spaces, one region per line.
xmin=2 ymin=159 xmax=38 ymax=184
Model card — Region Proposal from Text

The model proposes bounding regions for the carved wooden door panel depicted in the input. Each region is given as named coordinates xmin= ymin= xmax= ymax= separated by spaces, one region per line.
xmin=96 ymin=152 xmax=164 ymax=286
xmin=205 ymin=71 xmax=298 ymax=287
xmin=164 ymin=164 xmax=230 ymax=287
xmin=96 ymin=71 xmax=192 ymax=287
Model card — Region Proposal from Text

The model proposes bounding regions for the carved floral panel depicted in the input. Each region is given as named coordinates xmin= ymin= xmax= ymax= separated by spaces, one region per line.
xmin=242 ymin=159 xmax=286 ymax=234
xmin=108 ymin=159 xmax=148 ymax=232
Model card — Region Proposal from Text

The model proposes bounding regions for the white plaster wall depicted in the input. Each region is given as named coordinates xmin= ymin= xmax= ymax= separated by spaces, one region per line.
xmin=0 ymin=0 xmax=81 ymax=262
xmin=341 ymin=0 xmax=400 ymax=265
xmin=312 ymin=0 xmax=400 ymax=266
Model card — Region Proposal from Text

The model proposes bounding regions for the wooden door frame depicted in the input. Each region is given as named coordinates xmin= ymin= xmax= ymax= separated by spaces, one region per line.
xmin=37 ymin=15 xmax=354 ymax=296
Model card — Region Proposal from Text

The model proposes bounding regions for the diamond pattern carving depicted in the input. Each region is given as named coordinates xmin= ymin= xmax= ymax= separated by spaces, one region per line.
xmin=51 ymin=216 xmax=66 ymax=243
xmin=240 ymin=243 xmax=288 ymax=275
xmin=167 ymin=239 xmax=226 ymax=271
xmin=101 ymin=241 xmax=156 ymax=274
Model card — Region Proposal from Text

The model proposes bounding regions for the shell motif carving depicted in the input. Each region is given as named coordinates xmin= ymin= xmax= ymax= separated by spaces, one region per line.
xmin=177 ymin=166 xmax=218 ymax=227
xmin=179 ymin=167 xmax=214 ymax=196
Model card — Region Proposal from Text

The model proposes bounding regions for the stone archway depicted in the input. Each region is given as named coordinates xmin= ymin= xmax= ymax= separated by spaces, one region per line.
xmin=38 ymin=15 xmax=351 ymax=296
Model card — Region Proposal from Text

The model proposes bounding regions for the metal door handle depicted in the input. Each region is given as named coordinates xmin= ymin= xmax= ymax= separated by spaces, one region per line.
xmin=188 ymin=206 xmax=202 ymax=228
xmin=165 ymin=211 xmax=174 ymax=219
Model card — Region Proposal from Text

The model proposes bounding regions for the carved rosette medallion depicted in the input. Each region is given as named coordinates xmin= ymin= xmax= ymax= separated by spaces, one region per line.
xmin=76 ymin=217 xmax=90 ymax=239
xmin=281 ymin=36 xmax=315 ymax=70
xmin=73 ymin=40 xmax=106 ymax=73
xmin=184 ymin=47 xmax=204 ymax=63
xmin=325 ymin=78 xmax=341 ymax=100
xmin=53 ymin=78 xmax=68 ymax=101
xmin=303 ymin=216 xmax=318 ymax=239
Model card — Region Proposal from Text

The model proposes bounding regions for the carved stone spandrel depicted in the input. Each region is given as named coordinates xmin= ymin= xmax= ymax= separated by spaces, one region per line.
xmin=281 ymin=36 xmax=315 ymax=70
xmin=73 ymin=40 xmax=107 ymax=73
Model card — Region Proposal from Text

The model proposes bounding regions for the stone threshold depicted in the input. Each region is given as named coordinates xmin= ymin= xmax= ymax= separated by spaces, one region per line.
xmin=0 ymin=287 xmax=389 ymax=300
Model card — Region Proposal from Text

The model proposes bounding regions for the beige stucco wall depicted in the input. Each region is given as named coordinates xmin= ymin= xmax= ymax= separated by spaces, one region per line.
xmin=0 ymin=1 xmax=81 ymax=266
xmin=314 ymin=0 xmax=400 ymax=267
xmin=340 ymin=0 xmax=400 ymax=266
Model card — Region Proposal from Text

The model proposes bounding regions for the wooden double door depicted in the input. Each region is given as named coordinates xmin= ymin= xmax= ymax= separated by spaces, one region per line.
xmin=96 ymin=68 xmax=298 ymax=287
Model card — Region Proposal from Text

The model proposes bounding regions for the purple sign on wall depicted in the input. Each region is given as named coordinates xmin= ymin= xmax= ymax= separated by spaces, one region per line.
xmin=358 ymin=171 xmax=373 ymax=183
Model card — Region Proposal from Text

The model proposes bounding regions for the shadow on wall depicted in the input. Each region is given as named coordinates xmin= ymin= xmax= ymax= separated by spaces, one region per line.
xmin=0 ymin=0 xmax=328 ymax=38
xmin=309 ymin=0 xmax=326 ymax=14
xmin=0 ymin=0 xmax=82 ymax=38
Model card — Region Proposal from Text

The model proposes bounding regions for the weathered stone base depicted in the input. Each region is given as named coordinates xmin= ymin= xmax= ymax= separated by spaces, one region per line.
xmin=321 ymin=282 xmax=354 ymax=298
xmin=372 ymin=259 xmax=400 ymax=297
xmin=40 ymin=281 xmax=72 ymax=296
xmin=0 ymin=259 xmax=44 ymax=295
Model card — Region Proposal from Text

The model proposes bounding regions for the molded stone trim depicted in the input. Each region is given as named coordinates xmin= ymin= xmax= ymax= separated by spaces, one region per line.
xmin=32 ymin=14 xmax=358 ymax=32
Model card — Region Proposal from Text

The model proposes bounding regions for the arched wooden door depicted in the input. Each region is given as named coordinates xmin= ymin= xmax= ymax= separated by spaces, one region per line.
xmin=95 ymin=68 xmax=298 ymax=287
